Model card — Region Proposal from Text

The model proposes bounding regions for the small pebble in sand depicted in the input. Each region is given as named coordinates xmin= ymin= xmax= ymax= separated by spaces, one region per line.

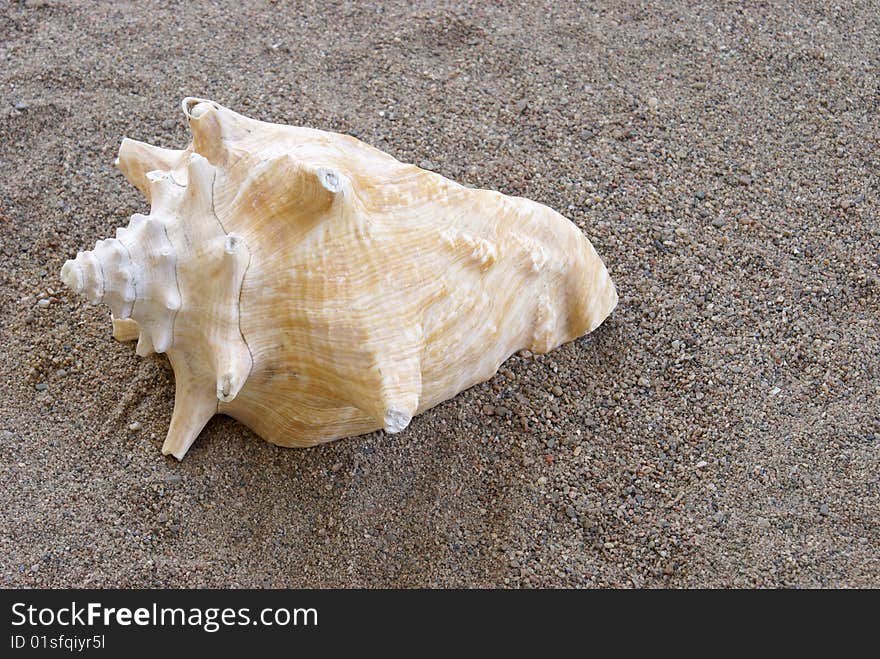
xmin=128 ymin=421 xmax=142 ymax=432
xmin=35 ymin=383 xmax=48 ymax=391
xmin=37 ymin=298 xmax=50 ymax=307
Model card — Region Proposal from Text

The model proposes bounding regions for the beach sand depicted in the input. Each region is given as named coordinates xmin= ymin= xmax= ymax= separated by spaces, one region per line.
xmin=1 ymin=0 xmax=877 ymax=587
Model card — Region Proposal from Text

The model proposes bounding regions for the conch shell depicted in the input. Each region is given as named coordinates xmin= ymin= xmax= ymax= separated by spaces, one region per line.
xmin=60 ymin=98 xmax=617 ymax=459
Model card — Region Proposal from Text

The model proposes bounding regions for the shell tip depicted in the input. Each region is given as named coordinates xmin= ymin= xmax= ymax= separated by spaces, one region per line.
xmin=317 ymin=168 xmax=343 ymax=193
xmin=182 ymin=97 xmax=216 ymax=120
xmin=135 ymin=333 xmax=155 ymax=357
xmin=161 ymin=444 xmax=187 ymax=461
xmin=383 ymin=407 xmax=412 ymax=434
xmin=60 ymin=259 xmax=83 ymax=294
xmin=224 ymin=234 xmax=241 ymax=255
xmin=162 ymin=387 xmax=218 ymax=460
xmin=216 ymin=371 xmax=246 ymax=403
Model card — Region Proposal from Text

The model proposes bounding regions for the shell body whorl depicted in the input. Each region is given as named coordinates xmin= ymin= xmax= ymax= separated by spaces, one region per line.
xmin=61 ymin=98 xmax=617 ymax=459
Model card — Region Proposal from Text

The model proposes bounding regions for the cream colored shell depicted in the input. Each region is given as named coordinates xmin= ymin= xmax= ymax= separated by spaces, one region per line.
xmin=60 ymin=98 xmax=618 ymax=460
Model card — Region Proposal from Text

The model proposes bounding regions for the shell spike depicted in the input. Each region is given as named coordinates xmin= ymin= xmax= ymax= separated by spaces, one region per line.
xmin=216 ymin=368 xmax=247 ymax=404
xmin=373 ymin=354 xmax=422 ymax=435
xmin=383 ymin=407 xmax=413 ymax=434
xmin=162 ymin=388 xmax=217 ymax=461
xmin=117 ymin=138 xmax=185 ymax=201
xmin=182 ymin=97 xmax=241 ymax=166
xmin=146 ymin=171 xmax=181 ymax=211
xmin=181 ymin=97 xmax=218 ymax=119
xmin=151 ymin=325 xmax=173 ymax=354
xmin=183 ymin=153 xmax=216 ymax=212
xmin=228 ymin=156 xmax=341 ymax=225
xmin=161 ymin=354 xmax=218 ymax=460
xmin=135 ymin=331 xmax=155 ymax=357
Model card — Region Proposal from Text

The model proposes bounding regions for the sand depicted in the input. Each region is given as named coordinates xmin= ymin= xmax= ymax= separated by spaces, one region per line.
xmin=1 ymin=0 xmax=877 ymax=587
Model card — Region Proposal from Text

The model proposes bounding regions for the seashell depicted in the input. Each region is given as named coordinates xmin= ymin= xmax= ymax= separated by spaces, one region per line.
xmin=60 ymin=98 xmax=618 ymax=460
